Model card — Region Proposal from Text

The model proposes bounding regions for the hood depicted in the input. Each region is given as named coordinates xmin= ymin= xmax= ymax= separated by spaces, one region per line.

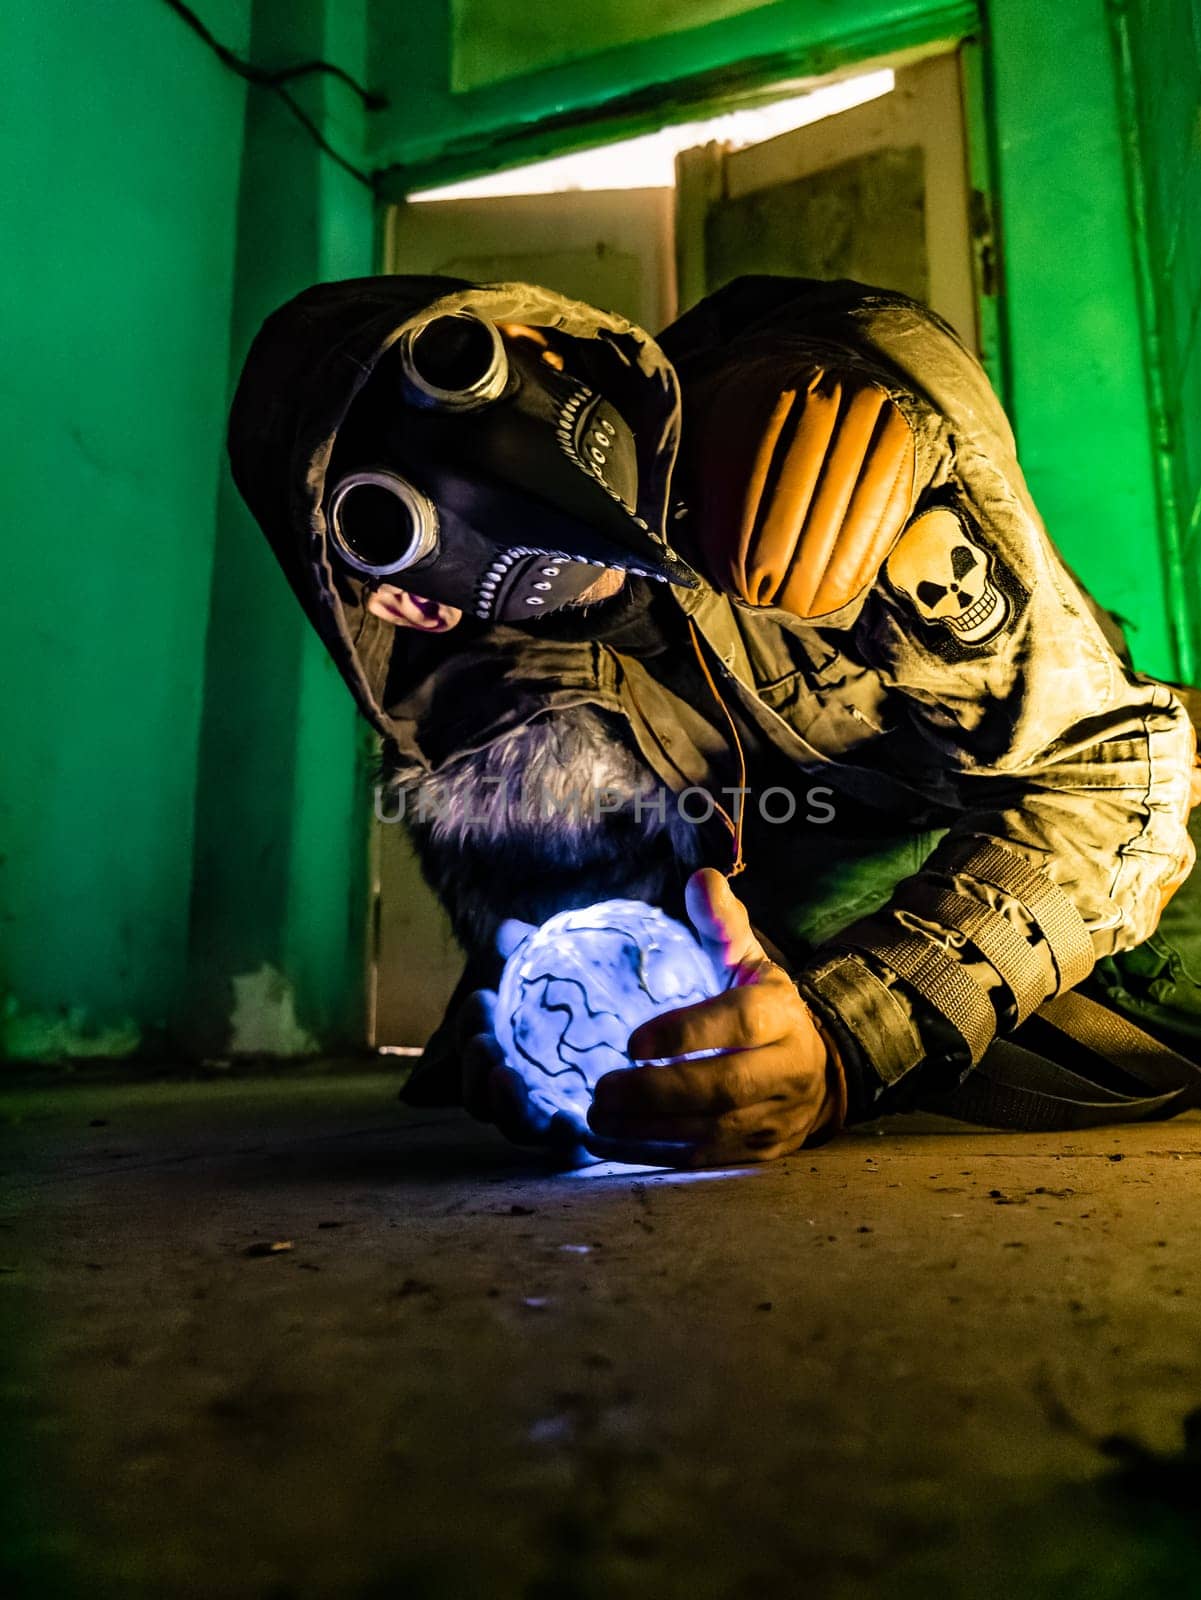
xmin=228 ymin=276 xmax=684 ymax=760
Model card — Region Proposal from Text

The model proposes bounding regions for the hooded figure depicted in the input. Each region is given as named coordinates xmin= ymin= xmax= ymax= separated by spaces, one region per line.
xmin=228 ymin=277 xmax=716 ymax=993
xmin=229 ymin=274 xmax=1201 ymax=1161
xmin=228 ymin=276 xmax=693 ymax=737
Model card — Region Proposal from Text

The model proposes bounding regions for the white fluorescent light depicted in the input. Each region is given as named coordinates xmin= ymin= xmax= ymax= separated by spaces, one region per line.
xmin=411 ymin=69 xmax=895 ymax=200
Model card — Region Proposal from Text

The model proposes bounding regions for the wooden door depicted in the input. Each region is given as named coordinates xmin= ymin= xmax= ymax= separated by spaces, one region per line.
xmin=675 ymin=53 xmax=978 ymax=351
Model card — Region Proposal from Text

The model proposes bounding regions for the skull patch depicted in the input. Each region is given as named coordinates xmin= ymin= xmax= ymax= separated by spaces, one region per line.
xmin=884 ymin=507 xmax=1021 ymax=651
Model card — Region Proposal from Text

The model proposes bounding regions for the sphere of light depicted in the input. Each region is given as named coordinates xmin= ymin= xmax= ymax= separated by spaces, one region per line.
xmin=495 ymin=899 xmax=721 ymax=1130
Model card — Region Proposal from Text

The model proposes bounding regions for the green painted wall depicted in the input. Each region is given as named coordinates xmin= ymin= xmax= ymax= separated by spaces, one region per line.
xmin=449 ymin=0 xmax=784 ymax=90
xmin=181 ymin=0 xmax=375 ymax=1060
xmin=985 ymin=0 xmax=1176 ymax=678
xmin=0 ymin=0 xmax=253 ymax=1059
xmin=370 ymin=0 xmax=978 ymax=190
xmin=1119 ymin=0 xmax=1201 ymax=682
xmin=0 ymin=0 xmax=374 ymax=1063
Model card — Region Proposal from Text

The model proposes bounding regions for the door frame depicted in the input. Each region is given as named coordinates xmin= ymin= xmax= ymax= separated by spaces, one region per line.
xmin=374 ymin=4 xmax=981 ymax=201
xmin=381 ymin=32 xmax=1003 ymax=395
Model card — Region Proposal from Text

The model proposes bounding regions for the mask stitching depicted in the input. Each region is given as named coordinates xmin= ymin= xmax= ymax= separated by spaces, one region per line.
xmin=553 ymin=384 xmax=666 ymax=546
xmin=473 ymin=546 xmax=595 ymax=620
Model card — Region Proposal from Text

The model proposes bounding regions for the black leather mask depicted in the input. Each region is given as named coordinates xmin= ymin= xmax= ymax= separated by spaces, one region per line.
xmin=324 ymin=311 xmax=698 ymax=622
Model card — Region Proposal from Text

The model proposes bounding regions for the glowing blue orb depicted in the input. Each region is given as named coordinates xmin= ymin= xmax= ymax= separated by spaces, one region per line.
xmin=496 ymin=899 xmax=720 ymax=1130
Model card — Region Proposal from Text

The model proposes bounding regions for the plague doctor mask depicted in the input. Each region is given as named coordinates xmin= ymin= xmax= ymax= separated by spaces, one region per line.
xmin=324 ymin=310 xmax=699 ymax=623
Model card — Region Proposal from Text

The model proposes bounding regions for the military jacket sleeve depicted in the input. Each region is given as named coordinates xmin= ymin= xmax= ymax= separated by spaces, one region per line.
xmin=686 ymin=302 xmax=1198 ymax=1118
xmin=802 ymin=509 xmax=1196 ymax=1117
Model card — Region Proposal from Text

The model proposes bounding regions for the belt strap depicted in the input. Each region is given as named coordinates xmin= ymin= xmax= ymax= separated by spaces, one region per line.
xmin=924 ymin=990 xmax=1201 ymax=1130
xmin=799 ymin=955 xmax=924 ymax=1085
xmin=890 ymin=880 xmax=1050 ymax=1024
xmin=928 ymin=836 xmax=1095 ymax=990
xmin=834 ymin=917 xmax=996 ymax=1064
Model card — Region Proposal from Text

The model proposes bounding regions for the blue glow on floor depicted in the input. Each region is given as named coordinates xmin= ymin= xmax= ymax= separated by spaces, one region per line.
xmin=565 ymin=1160 xmax=754 ymax=1183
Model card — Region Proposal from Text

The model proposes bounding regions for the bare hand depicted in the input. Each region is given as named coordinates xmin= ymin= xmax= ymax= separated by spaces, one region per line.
xmin=585 ymin=869 xmax=841 ymax=1167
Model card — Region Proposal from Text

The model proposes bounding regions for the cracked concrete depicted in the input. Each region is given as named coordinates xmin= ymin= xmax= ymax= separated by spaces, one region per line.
xmin=2 ymin=1070 xmax=1200 ymax=1598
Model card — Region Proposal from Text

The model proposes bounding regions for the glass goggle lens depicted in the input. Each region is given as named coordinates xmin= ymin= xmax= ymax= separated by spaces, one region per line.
xmin=399 ymin=312 xmax=508 ymax=411
xmin=327 ymin=470 xmax=439 ymax=576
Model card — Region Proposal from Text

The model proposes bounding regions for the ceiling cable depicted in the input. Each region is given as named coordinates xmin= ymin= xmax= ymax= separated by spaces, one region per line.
xmin=160 ymin=0 xmax=381 ymax=190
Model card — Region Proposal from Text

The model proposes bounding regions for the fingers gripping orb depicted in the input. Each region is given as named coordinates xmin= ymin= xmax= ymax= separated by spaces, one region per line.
xmin=496 ymin=900 xmax=721 ymax=1129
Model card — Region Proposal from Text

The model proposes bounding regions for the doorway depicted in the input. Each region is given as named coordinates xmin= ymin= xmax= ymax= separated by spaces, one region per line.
xmin=371 ymin=47 xmax=980 ymax=1049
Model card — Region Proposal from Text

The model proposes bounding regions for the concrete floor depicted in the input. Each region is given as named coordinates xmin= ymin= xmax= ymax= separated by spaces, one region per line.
xmin=3 ymin=1069 xmax=1201 ymax=1600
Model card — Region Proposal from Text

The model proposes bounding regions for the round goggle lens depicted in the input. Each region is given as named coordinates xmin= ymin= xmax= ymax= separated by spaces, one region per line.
xmin=328 ymin=472 xmax=438 ymax=576
xmin=409 ymin=315 xmax=497 ymax=392
xmin=399 ymin=312 xmax=508 ymax=410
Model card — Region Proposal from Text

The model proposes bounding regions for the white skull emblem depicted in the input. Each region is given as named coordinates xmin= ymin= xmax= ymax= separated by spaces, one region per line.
xmin=885 ymin=508 xmax=1009 ymax=645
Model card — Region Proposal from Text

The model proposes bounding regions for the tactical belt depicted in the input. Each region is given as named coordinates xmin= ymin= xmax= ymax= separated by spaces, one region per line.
xmin=814 ymin=834 xmax=1201 ymax=1129
xmin=828 ymin=837 xmax=1095 ymax=1061
xmin=801 ymin=955 xmax=923 ymax=1085
xmin=925 ymin=835 xmax=1096 ymax=991
xmin=889 ymin=879 xmax=1050 ymax=1025
xmin=833 ymin=917 xmax=997 ymax=1065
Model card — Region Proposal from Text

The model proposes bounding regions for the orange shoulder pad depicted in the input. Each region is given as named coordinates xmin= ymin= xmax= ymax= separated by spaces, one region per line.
xmin=692 ymin=367 xmax=916 ymax=618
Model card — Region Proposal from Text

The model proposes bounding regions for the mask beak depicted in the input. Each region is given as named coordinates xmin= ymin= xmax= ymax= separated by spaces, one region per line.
xmin=368 ymin=328 xmax=703 ymax=594
xmin=452 ymin=366 xmax=700 ymax=587
xmin=562 ymin=517 xmax=700 ymax=588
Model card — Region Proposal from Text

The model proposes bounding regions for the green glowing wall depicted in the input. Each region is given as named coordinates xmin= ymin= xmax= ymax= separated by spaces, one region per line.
xmin=0 ymin=0 xmax=254 ymax=1059
xmin=370 ymin=0 xmax=978 ymax=188
xmin=983 ymin=0 xmax=1175 ymax=676
xmin=1119 ymin=0 xmax=1201 ymax=682
xmin=0 ymin=0 xmax=373 ymax=1062
xmin=181 ymin=0 xmax=374 ymax=1060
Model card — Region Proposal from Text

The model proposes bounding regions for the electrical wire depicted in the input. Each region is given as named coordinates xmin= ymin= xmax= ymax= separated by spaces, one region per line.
xmin=161 ymin=0 xmax=385 ymax=105
xmin=687 ymin=616 xmax=748 ymax=879
xmin=160 ymin=0 xmax=381 ymax=190
xmin=270 ymin=83 xmax=377 ymax=191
